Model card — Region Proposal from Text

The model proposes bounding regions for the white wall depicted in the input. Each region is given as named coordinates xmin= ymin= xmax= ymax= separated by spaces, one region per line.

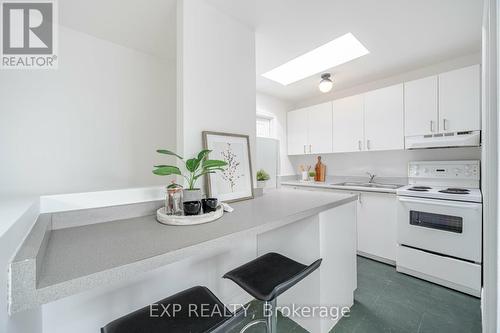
xmin=256 ymin=92 xmax=294 ymax=176
xmin=481 ymin=0 xmax=499 ymax=332
xmin=0 ymin=25 xmax=177 ymax=333
xmin=289 ymin=147 xmax=481 ymax=178
xmin=293 ymin=53 xmax=481 ymax=109
xmin=0 ymin=27 xmax=177 ymax=197
xmin=177 ymin=0 xmax=256 ymax=187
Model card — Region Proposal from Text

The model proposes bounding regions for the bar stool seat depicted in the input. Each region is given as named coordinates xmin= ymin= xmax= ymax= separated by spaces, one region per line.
xmin=101 ymin=286 xmax=237 ymax=333
xmin=223 ymin=252 xmax=322 ymax=301
xmin=223 ymin=252 xmax=322 ymax=333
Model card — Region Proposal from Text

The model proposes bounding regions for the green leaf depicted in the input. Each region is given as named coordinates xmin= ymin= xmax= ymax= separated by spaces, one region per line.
xmin=185 ymin=158 xmax=200 ymax=172
xmin=194 ymin=170 xmax=215 ymax=181
xmin=197 ymin=149 xmax=212 ymax=161
xmin=152 ymin=166 xmax=182 ymax=176
xmin=156 ymin=149 xmax=183 ymax=160
xmin=202 ymin=160 xmax=227 ymax=169
xmin=203 ymin=167 xmax=225 ymax=172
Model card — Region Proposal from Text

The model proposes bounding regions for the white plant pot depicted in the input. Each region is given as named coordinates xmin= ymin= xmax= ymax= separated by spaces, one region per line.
xmin=301 ymin=171 xmax=309 ymax=181
xmin=257 ymin=180 xmax=267 ymax=188
xmin=183 ymin=189 xmax=202 ymax=203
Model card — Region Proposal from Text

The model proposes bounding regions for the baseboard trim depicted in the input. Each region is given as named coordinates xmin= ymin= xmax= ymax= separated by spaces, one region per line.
xmin=357 ymin=251 xmax=396 ymax=266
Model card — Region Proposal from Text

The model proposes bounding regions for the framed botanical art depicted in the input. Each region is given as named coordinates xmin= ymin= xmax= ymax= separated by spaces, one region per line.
xmin=203 ymin=131 xmax=254 ymax=203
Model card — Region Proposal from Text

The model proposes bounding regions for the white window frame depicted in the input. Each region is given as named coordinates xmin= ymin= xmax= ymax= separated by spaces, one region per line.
xmin=256 ymin=110 xmax=276 ymax=138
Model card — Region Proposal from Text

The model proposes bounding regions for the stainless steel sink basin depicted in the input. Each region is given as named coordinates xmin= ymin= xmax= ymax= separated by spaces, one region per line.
xmin=369 ymin=183 xmax=404 ymax=189
xmin=331 ymin=182 xmax=403 ymax=190
xmin=333 ymin=181 xmax=370 ymax=187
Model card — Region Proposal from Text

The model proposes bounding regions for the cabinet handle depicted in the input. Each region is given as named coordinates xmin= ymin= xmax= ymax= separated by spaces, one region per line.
xmin=309 ymin=144 xmax=312 ymax=153
xmin=303 ymin=145 xmax=306 ymax=154
xmin=367 ymin=139 xmax=371 ymax=150
xmin=430 ymin=120 xmax=434 ymax=132
xmin=443 ymin=118 xmax=448 ymax=131
xmin=358 ymin=140 xmax=362 ymax=151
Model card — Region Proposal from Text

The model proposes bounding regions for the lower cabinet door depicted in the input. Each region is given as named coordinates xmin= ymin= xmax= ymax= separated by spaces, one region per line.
xmin=357 ymin=192 xmax=397 ymax=262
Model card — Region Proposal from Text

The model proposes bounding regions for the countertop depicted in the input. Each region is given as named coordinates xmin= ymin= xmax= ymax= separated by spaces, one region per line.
xmin=10 ymin=189 xmax=358 ymax=313
xmin=281 ymin=180 xmax=405 ymax=194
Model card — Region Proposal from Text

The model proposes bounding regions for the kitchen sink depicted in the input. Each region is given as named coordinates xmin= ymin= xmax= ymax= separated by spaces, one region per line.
xmin=331 ymin=182 xmax=403 ymax=189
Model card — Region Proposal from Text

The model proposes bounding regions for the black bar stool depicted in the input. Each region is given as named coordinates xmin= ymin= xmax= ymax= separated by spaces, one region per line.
xmin=101 ymin=286 xmax=244 ymax=333
xmin=223 ymin=252 xmax=322 ymax=333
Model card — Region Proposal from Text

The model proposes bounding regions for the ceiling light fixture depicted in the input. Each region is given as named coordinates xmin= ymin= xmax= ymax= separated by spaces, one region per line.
xmin=318 ymin=73 xmax=333 ymax=93
xmin=262 ymin=33 xmax=369 ymax=86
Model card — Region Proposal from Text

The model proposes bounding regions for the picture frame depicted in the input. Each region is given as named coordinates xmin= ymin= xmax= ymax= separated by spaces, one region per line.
xmin=202 ymin=131 xmax=254 ymax=203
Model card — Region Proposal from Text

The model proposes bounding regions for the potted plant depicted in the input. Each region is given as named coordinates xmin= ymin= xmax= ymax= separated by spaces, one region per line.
xmin=256 ymin=169 xmax=270 ymax=188
xmin=308 ymin=171 xmax=316 ymax=181
xmin=153 ymin=149 xmax=227 ymax=203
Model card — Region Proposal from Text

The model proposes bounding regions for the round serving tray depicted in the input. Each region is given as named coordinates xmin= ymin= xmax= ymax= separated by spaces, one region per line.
xmin=156 ymin=205 xmax=224 ymax=226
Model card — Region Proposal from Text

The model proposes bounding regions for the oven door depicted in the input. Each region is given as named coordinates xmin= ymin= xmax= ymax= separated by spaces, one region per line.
xmin=397 ymin=196 xmax=482 ymax=263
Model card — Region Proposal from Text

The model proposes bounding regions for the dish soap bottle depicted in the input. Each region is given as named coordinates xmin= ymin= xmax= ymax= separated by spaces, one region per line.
xmin=314 ymin=156 xmax=326 ymax=182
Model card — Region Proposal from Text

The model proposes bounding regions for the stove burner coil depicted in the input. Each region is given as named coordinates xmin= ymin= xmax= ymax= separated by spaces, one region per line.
xmin=408 ymin=186 xmax=431 ymax=192
xmin=438 ymin=188 xmax=470 ymax=195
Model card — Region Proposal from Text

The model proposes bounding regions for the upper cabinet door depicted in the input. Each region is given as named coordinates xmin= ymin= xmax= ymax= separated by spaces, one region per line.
xmin=332 ymin=95 xmax=364 ymax=153
xmin=438 ymin=65 xmax=481 ymax=133
xmin=287 ymin=108 xmax=309 ymax=155
xmin=404 ymin=76 xmax=438 ymax=136
xmin=364 ymin=84 xmax=404 ymax=151
xmin=307 ymin=102 xmax=333 ymax=154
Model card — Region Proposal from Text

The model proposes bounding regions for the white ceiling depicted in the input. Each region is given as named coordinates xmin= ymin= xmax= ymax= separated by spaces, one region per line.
xmin=59 ymin=0 xmax=483 ymax=104
xmin=209 ymin=0 xmax=483 ymax=104
xmin=59 ymin=0 xmax=177 ymax=60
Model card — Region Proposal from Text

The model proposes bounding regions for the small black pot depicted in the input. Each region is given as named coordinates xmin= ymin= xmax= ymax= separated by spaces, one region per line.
xmin=183 ymin=201 xmax=201 ymax=216
xmin=202 ymin=198 xmax=218 ymax=213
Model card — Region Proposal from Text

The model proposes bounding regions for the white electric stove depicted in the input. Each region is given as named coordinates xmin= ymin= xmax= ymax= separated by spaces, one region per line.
xmin=396 ymin=160 xmax=482 ymax=297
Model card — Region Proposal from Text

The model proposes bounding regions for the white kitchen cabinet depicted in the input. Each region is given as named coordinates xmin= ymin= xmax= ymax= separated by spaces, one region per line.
xmin=287 ymin=108 xmax=309 ymax=155
xmin=282 ymin=185 xmax=398 ymax=264
xmin=404 ymin=76 xmax=438 ymax=136
xmin=332 ymin=95 xmax=364 ymax=152
xmin=438 ymin=65 xmax=481 ymax=133
xmin=308 ymin=102 xmax=333 ymax=154
xmin=287 ymin=102 xmax=332 ymax=155
xmin=357 ymin=192 xmax=398 ymax=263
xmin=364 ymin=84 xmax=404 ymax=151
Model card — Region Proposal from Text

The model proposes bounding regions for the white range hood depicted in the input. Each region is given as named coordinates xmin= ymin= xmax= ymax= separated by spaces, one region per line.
xmin=405 ymin=130 xmax=481 ymax=149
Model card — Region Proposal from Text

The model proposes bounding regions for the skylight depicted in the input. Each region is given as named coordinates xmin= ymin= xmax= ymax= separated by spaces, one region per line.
xmin=262 ymin=33 xmax=369 ymax=86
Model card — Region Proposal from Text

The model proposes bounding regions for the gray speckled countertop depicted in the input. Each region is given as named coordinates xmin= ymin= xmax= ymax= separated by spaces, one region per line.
xmin=9 ymin=189 xmax=357 ymax=313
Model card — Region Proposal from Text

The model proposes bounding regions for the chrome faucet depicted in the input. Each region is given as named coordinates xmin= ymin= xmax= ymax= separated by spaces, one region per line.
xmin=366 ymin=172 xmax=376 ymax=183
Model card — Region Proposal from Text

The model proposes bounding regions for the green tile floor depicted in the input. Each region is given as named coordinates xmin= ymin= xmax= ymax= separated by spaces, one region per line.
xmin=331 ymin=256 xmax=481 ymax=333
xmin=229 ymin=256 xmax=482 ymax=333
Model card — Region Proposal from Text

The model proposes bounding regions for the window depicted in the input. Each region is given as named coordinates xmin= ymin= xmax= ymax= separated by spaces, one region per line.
xmin=256 ymin=117 xmax=271 ymax=138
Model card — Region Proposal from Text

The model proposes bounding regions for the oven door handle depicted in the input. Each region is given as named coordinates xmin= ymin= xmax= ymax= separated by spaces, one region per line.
xmin=398 ymin=196 xmax=482 ymax=210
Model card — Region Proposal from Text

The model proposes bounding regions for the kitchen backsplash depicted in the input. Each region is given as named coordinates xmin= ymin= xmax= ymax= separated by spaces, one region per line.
xmin=288 ymin=147 xmax=481 ymax=178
